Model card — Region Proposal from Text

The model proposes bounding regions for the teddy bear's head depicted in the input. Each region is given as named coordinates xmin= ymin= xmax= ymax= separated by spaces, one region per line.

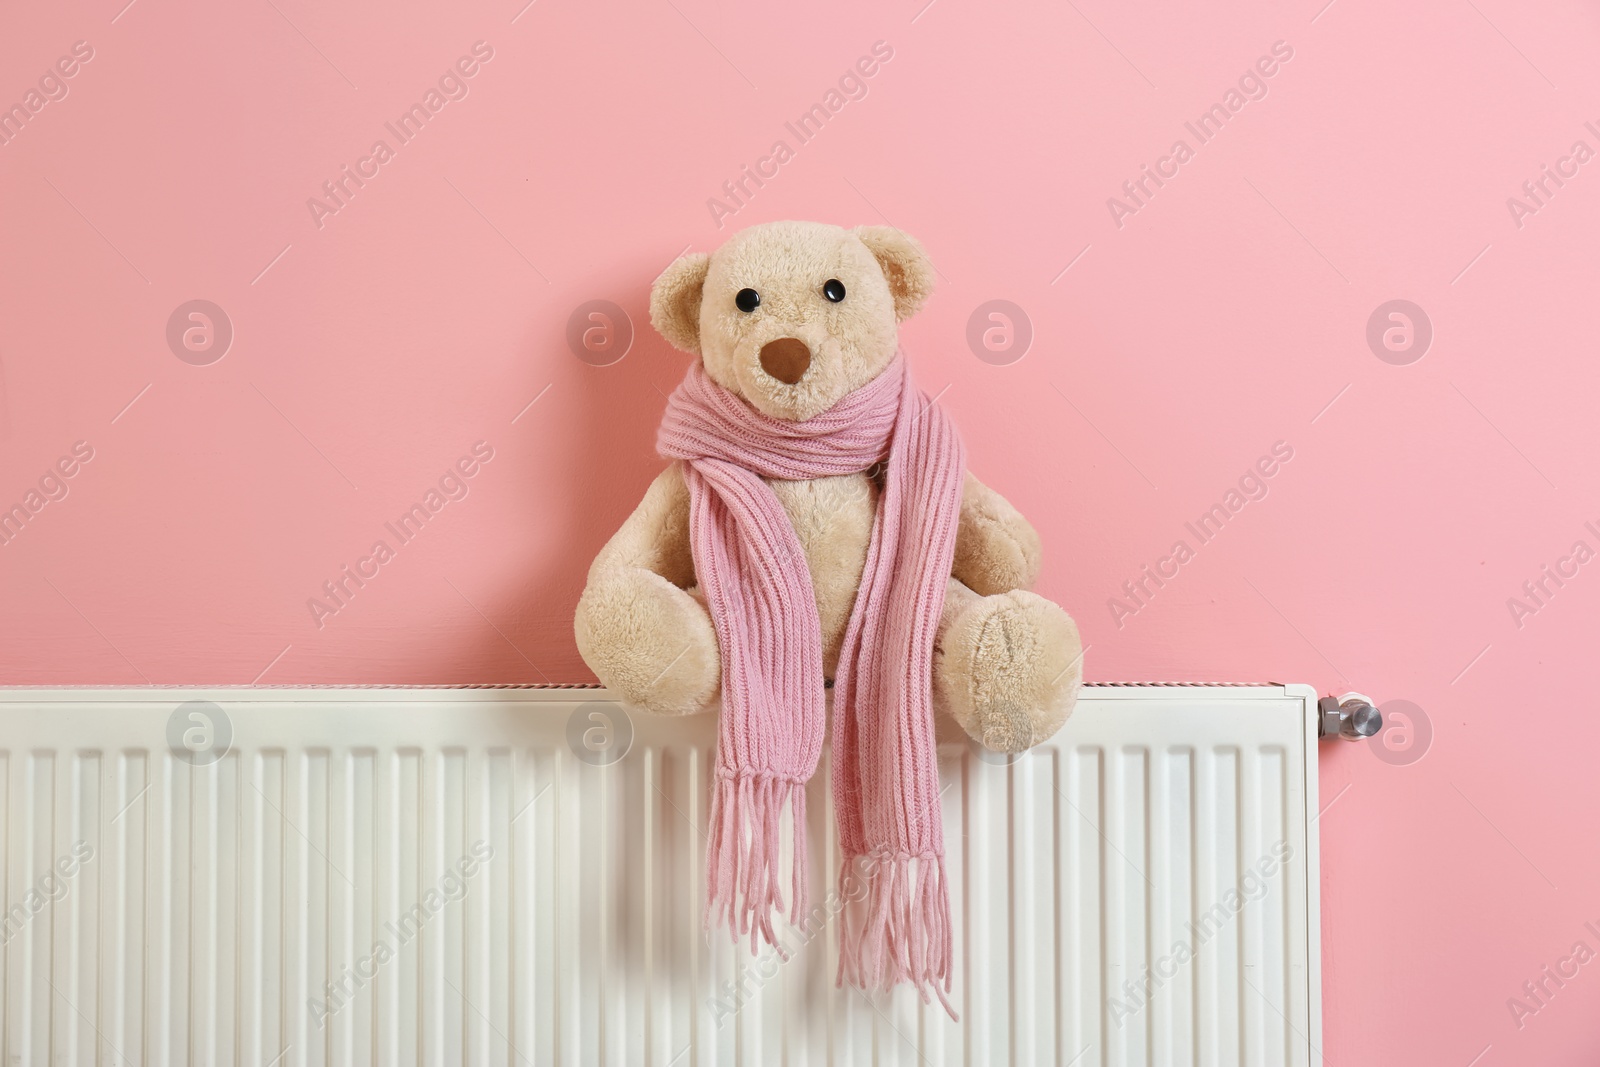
xmin=650 ymin=221 xmax=934 ymax=421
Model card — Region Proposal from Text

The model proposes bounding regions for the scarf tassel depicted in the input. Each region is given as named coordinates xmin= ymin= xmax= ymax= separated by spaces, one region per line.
xmin=836 ymin=850 xmax=959 ymax=1021
xmin=705 ymin=770 xmax=810 ymax=959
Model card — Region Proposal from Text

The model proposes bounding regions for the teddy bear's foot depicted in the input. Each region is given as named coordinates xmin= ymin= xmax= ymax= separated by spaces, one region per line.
xmin=574 ymin=567 xmax=720 ymax=715
xmin=934 ymin=582 xmax=1083 ymax=753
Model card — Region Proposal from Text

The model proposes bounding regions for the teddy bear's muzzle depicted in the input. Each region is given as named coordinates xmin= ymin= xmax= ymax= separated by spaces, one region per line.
xmin=758 ymin=337 xmax=811 ymax=385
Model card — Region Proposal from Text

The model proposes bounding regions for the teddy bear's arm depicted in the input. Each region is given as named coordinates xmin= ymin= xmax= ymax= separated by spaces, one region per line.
xmin=951 ymin=472 xmax=1043 ymax=595
xmin=583 ymin=462 xmax=697 ymax=588
xmin=574 ymin=463 xmax=721 ymax=715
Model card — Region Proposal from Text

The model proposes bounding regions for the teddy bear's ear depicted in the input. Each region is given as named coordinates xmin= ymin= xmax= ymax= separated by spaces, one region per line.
xmin=854 ymin=226 xmax=934 ymax=322
xmin=650 ymin=252 xmax=711 ymax=354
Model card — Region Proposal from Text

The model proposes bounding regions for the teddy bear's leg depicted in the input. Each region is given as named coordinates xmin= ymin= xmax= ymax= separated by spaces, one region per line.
xmin=574 ymin=465 xmax=721 ymax=715
xmin=575 ymin=570 xmax=720 ymax=715
xmin=933 ymin=578 xmax=1083 ymax=752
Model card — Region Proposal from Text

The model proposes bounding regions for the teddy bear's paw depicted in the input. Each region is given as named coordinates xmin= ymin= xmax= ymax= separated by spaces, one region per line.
xmin=574 ymin=568 xmax=720 ymax=715
xmin=934 ymin=589 xmax=1083 ymax=753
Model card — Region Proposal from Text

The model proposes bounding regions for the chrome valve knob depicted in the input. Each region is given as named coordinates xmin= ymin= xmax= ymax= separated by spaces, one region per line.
xmin=1318 ymin=692 xmax=1382 ymax=741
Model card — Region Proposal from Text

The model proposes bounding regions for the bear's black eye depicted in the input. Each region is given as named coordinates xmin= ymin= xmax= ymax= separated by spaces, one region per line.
xmin=823 ymin=279 xmax=846 ymax=303
xmin=735 ymin=288 xmax=760 ymax=313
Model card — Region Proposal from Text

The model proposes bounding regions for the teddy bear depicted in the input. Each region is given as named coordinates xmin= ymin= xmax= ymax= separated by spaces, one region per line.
xmin=575 ymin=220 xmax=1082 ymax=749
xmin=573 ymin=220 xmax=1082 ymax=1005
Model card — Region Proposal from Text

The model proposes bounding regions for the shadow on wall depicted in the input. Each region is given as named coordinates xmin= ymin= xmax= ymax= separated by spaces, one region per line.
xmin=435 ymin=261 xmax=687 ymax=685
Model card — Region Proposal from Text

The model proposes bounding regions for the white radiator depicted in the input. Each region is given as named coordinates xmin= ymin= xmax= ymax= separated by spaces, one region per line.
xmin=0 ymin=684 xmax=1322 ymax=1066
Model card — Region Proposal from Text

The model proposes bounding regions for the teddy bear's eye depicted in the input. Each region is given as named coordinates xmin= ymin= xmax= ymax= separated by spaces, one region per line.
xmin=735 ymin=288 xmax=761 ymax=313
xmin=822 ymin=279 xmax=846 ymax=303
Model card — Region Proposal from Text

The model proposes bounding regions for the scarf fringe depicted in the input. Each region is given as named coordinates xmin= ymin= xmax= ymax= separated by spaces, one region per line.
xmin=705 ymin=769 xmax=810 ymax=959
xmin=836 ymin=850 xmax=959 ymax=1021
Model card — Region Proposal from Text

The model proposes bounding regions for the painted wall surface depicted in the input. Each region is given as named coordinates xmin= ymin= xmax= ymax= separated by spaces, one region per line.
xmin=2 ymin=0 xmax=1597 ymax=1061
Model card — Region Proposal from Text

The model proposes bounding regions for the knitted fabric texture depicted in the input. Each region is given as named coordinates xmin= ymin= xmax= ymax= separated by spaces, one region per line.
xmin=657 ymin=356 xmax=964 ymax=1014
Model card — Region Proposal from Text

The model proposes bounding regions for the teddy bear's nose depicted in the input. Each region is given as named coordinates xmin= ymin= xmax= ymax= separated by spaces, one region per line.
xmin=758 ymin=338 xmax=811 ymax=385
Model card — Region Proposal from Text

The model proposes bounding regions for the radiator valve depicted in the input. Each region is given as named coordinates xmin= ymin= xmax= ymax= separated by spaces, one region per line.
xmin=1319 ymin=693 xmax=1381 ymax=741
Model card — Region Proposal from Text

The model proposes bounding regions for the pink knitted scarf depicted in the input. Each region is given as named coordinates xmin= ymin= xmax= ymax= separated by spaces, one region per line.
xmin=658 ymin=356 xmax=964 ymax=1013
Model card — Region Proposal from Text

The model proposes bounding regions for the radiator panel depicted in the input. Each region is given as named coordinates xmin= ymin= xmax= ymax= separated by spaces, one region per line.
xmin=0 ymin=685 xmax=1321 ymax=1066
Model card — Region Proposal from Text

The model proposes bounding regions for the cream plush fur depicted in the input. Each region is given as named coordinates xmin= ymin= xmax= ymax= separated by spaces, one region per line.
xmin=574 ymin=221 xmax=1082 ymax=753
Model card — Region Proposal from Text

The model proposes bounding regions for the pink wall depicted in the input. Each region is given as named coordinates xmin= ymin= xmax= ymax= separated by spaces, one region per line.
xmin=3 ymin=0 xmax=1599 ymax=1060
